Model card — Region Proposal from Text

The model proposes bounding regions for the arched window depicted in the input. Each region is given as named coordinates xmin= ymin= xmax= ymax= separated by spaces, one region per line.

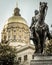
xmin=18 ymin=57 xmax=21 ymax=62
xmin=24 ymin=55 xmax=27 ymax=61
xmin=13 ymin=35 xmax=16 ymax=40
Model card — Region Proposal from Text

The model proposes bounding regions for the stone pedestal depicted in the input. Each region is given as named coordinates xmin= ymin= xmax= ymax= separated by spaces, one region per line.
xmin=30 ymin=55 xmax=52 ymax=65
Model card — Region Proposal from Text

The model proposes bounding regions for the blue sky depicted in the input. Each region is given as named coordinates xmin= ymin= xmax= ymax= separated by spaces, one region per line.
xmin=0 ymin=0 xmax=52 ymax=42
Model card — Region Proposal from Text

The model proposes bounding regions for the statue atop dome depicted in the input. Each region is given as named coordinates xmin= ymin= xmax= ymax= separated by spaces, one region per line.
xmin=14 ymin=2 xmax=21 ymax=16
xmin=14 ymin=7 xmax=21 ymax=16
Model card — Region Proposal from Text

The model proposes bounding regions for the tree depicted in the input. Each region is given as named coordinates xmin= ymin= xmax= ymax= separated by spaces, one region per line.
xmin=0 ymin=43 xmax=17 ymax=65
xmin=45 ymin=39 xmax=52 ymax=55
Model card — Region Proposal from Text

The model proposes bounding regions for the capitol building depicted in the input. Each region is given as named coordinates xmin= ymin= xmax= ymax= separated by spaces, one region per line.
xmin=1 ymin=4 xmax=35 ymax=65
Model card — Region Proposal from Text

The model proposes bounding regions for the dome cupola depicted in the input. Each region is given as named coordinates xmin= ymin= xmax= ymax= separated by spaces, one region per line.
xmin=8 ymin=6 xmax=27 ymax=25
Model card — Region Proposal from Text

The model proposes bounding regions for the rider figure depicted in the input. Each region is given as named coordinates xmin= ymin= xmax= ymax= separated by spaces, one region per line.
xmin=30 ymin=10 xmax=39 ymax=40
xmin=30 ymin=10 xmax=39 ymax=28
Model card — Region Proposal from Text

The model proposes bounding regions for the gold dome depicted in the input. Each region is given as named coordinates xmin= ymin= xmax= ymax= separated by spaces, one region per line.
xmin=8 ymin=16 xmax=27 ymax=25
xmin=8 ymin=7 xmax=27 ymax=25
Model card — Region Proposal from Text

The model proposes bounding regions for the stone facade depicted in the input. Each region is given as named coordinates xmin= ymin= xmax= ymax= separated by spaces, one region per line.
xmin=17 ymin=44 xmax=34 ymax=65
xmin=1 ymin=22 xmax=30 ymax=45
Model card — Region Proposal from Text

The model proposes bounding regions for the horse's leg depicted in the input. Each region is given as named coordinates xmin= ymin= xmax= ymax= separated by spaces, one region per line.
xmin=33 ymin=39 xmax=39 ymax=53
xmin=40 ymin=40 xmax=44 ymax=53
xmin=35 ymin=44 xmax=38 ymax=53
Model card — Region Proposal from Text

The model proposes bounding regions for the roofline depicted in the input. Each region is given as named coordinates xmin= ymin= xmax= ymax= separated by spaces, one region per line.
xmin=16 ymin=44 xmax=35 ymax=53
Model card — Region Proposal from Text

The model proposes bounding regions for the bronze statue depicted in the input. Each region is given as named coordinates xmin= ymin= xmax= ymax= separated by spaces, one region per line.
xmin=30 ymin=2 xmax=52 ymax=54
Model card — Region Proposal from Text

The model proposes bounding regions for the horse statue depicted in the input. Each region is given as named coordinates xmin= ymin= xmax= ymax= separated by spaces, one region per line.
xmin=30 ymin=2 xmax=52 ymax=54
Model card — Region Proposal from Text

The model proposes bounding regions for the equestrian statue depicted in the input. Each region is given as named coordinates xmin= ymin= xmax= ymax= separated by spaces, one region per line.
xmin=30 ymin=2 xmax=52 ymax=54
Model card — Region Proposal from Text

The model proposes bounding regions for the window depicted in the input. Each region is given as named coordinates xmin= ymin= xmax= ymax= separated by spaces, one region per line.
xmin=18 ymin=35 xmax=21 ymax=40
xmin=14 ymin=30 xmax=16 ymax=32
xmin=18 ymin=57 xmax=21 ymax=62
xmin=13 ymin=35 xmax=16 ymax=40
xmin=24 ymin=55 xmax=27 ymax=61
xmin=8 ymin=35 xmax=10 ymax=39
xmin=32 ymin=55 xmax=34 ymax=59
xmin=4 ymin=35 xmax=6 ymax=41
xmin=8 ymin=30 xmax=10 ymax=33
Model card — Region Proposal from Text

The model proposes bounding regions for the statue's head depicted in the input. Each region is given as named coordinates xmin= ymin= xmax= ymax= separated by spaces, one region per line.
xmin=34 ymin=10 xmax=39 ymax=15
xmin=39 ymin=2 xmax=48 ymax=11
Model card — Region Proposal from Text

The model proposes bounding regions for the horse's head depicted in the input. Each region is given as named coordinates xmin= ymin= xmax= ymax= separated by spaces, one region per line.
xmin=39 ymin=2 xmax=48 ymax=13
xmin=38 ymin=2 xmax=48 ymax=23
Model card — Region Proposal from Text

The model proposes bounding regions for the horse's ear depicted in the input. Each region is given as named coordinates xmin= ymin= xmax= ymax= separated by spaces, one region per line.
xmin=40 ymin=2 xmax=41 ymax=5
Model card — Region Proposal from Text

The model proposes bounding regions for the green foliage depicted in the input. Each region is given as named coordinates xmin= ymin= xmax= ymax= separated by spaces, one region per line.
xmin=0 ymin=43 xmax=17 ymax=64
xmin=45 ymin=39 xmax=52 ymax=55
